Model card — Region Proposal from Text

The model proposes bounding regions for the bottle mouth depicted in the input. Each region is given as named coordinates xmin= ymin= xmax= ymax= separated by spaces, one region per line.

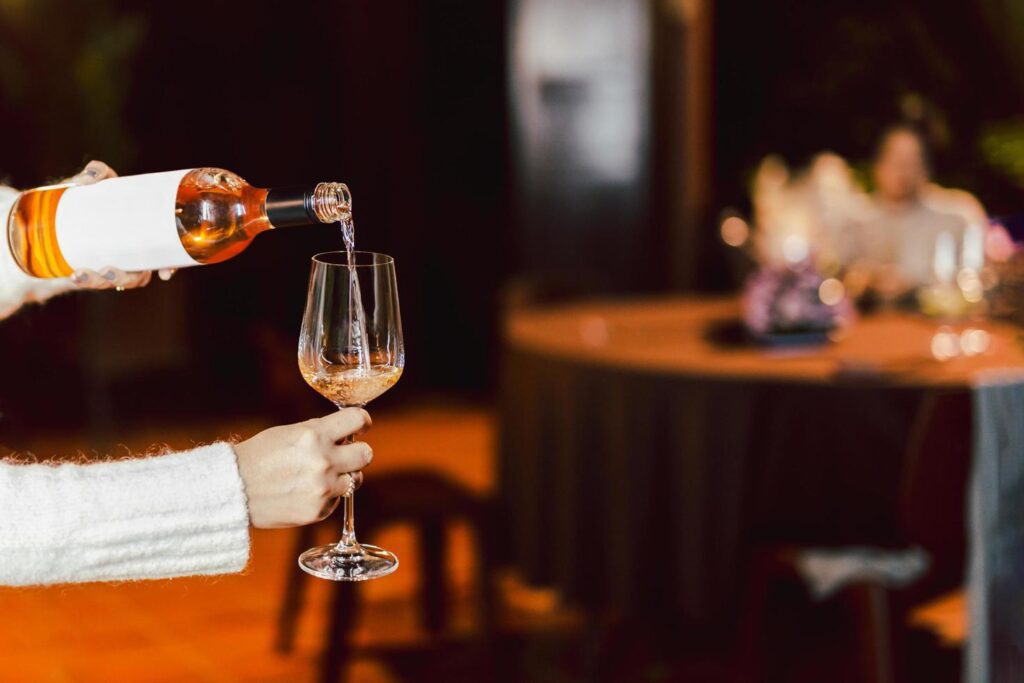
xmin=312 ymin=182 xmax=352 ymax=223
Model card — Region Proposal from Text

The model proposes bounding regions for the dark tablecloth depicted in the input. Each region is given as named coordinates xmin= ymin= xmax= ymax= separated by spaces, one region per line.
xmin=500 ymin=297 xmax=1024 ymax=626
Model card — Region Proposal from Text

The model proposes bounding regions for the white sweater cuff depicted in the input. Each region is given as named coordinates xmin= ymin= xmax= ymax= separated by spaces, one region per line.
xmin=0 ymin=186 xmax=74 ymax=319
xmin=0 ymin=443 xmax=252 ymax=586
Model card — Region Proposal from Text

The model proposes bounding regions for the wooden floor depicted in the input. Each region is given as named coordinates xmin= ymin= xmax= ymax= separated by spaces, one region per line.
xmin=0 ymin=403 xmax=496 ymax=683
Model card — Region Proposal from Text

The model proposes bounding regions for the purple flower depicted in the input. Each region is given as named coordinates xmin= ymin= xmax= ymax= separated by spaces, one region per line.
xmin=742 ymin=260 xmax=851 ymax=337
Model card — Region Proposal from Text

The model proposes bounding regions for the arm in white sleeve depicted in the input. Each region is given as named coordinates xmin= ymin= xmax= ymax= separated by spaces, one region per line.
xmin=0 ymin=186 xmax=76 ymax=321
xmin=0 ymin=442 xmax=252 ymax=586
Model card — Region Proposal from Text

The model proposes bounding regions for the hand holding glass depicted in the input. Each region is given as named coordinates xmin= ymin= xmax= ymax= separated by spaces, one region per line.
xmin=297 ymin=251 xmax=404 ymax=580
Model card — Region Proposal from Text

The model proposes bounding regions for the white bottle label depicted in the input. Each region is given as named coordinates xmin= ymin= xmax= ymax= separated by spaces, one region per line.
xmin=55 ymin=169 xmax=199 ymax=272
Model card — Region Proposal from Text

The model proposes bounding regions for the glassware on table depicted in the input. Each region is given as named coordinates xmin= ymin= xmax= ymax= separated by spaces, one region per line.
xmin=297 ymin=251 xmax=404 ymax=581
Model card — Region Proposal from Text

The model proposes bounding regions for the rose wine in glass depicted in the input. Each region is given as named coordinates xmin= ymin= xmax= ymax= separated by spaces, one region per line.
xmin=297 ymin=250 xmax=404 ymax=581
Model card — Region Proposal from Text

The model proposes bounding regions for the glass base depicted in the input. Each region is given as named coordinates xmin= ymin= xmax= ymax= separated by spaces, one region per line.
xmin=298 ymin=543 xmax=399 ymax=581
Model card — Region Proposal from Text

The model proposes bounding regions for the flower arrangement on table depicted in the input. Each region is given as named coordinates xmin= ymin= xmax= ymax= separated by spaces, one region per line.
xmin=723 ymin=149 xmax=1020 ymax=339
xmin=742 ymin=258 xmax=854 ymax=344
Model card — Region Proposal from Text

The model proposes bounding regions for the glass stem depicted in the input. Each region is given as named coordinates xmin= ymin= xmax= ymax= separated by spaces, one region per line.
xmin=334 ymin=417 xmax=362 ymax=554
xmin=337 ymin=488 xmax=358 ymax=551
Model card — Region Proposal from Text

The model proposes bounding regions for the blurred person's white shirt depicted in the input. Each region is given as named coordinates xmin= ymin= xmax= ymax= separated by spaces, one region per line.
xmin=861 ymin=196 xmax=968 ymax=288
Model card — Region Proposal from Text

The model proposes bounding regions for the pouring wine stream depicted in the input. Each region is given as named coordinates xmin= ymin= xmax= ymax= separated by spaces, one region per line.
xmin=340 ymin=205 xmax=372 ymax=374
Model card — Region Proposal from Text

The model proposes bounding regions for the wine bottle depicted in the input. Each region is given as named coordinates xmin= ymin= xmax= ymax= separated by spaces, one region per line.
xmin=6 ymin=167 xmax=351 ymax=278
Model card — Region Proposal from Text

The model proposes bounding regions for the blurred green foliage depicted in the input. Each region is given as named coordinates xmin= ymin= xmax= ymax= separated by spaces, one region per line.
xmin=977 ymin=1 xmax=1024 ymax=191
xmin=0 ymin=0 xmax=145 ymax=179
xmin=980 ymin=119 xmax=1024 ymax=189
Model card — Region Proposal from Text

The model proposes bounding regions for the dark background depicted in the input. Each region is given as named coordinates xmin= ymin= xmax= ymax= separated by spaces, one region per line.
xmin=715 ymin=0 xmax=1024 ymax=214
xmin=1 ymin=0 xmax=1024 ymax=438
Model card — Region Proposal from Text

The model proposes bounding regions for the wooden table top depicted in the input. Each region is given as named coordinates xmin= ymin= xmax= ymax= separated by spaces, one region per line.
xmin=504 ymin=296 xmax=1024 ymax=388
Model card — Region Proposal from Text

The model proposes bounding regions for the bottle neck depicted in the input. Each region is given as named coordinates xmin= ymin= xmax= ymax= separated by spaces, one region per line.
xmin=265 ymin=182 xmax=351 ymax=227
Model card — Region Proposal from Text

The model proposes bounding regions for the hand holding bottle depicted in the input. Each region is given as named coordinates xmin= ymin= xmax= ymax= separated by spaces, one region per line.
xmin=8 ymin=164 xmax=350 ymax=278
xmin=60 ymin=161 xmax=174 ymax=291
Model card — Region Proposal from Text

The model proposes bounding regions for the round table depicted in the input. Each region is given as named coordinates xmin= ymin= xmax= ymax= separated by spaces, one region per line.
xmin=499 ymin=296 xmax=1024 ymax=625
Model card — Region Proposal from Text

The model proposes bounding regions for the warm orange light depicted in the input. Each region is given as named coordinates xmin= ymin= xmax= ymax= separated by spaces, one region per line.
xmin=720 ymin=216 xmax=749 ymax=248
xmin=960 ymin=328 xmax=990 ymax=356
xmin=931 ymin=328 xmax=959 ymax=361
xmin=957 ymin=268 xmax=984 ymax=303
xmin=818 ymin=278 xmax=845 ymax=306
xmin=578 ymin=315 xmax=609 ymax=347
xmin=782 ymin=234 xmax=809 ymax=264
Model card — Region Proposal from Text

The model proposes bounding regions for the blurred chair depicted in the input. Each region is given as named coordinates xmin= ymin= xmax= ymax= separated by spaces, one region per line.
xmin=739 ymin=546 xmax=902 ymax=683
xmin=740 ymin=389 xmax=970 ymax=683
xmin=276 ymin=469 xmax=503 ymax=683
xmin=909 ymin=589 xmax=965 ymax=648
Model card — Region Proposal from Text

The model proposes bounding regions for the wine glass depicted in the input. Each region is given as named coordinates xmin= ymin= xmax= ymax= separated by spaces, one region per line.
xmin=297 ymin=250 xmax=404 ymax=580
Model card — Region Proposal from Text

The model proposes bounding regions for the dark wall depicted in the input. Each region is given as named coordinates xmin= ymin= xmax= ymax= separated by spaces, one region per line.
xmin=130 ymin=0 xmax=508 ymax=393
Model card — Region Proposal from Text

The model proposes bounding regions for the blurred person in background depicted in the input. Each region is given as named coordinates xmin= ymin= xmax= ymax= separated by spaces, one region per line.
xmin=0 ymin=162 xmax=371 ymax=587
xmin=857 ymin=124 xmax=986 ymax=296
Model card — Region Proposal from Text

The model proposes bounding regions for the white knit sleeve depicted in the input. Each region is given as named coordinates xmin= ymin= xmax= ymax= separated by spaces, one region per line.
xmin=0 ymin=186 xmax=75 ymax=320
xmin=0 ymin=442 xmax=252 ymax=586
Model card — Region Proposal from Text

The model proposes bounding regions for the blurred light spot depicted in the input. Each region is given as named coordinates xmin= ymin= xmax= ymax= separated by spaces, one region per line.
xmin=818 ymin=278 xmax=845 ymax=306
xmin=957 ymin=268 xmax=984 ymax=303
xmin=721 ymin=216 xmax=749 ymax=247
xmin=579 ymin=315 xmax=609 ymax=347
xmin=782 ymin=235 xmax=809 ymax=264
xmin=960 ymin=328 xmax=990 ymax=356
xmin=962 ymin=223 xmax=986 ymax=270
xmin=933 ymin=231 xmax=957 ymax=283
xmin=931 ymin=328 xmax=960 ymax=361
